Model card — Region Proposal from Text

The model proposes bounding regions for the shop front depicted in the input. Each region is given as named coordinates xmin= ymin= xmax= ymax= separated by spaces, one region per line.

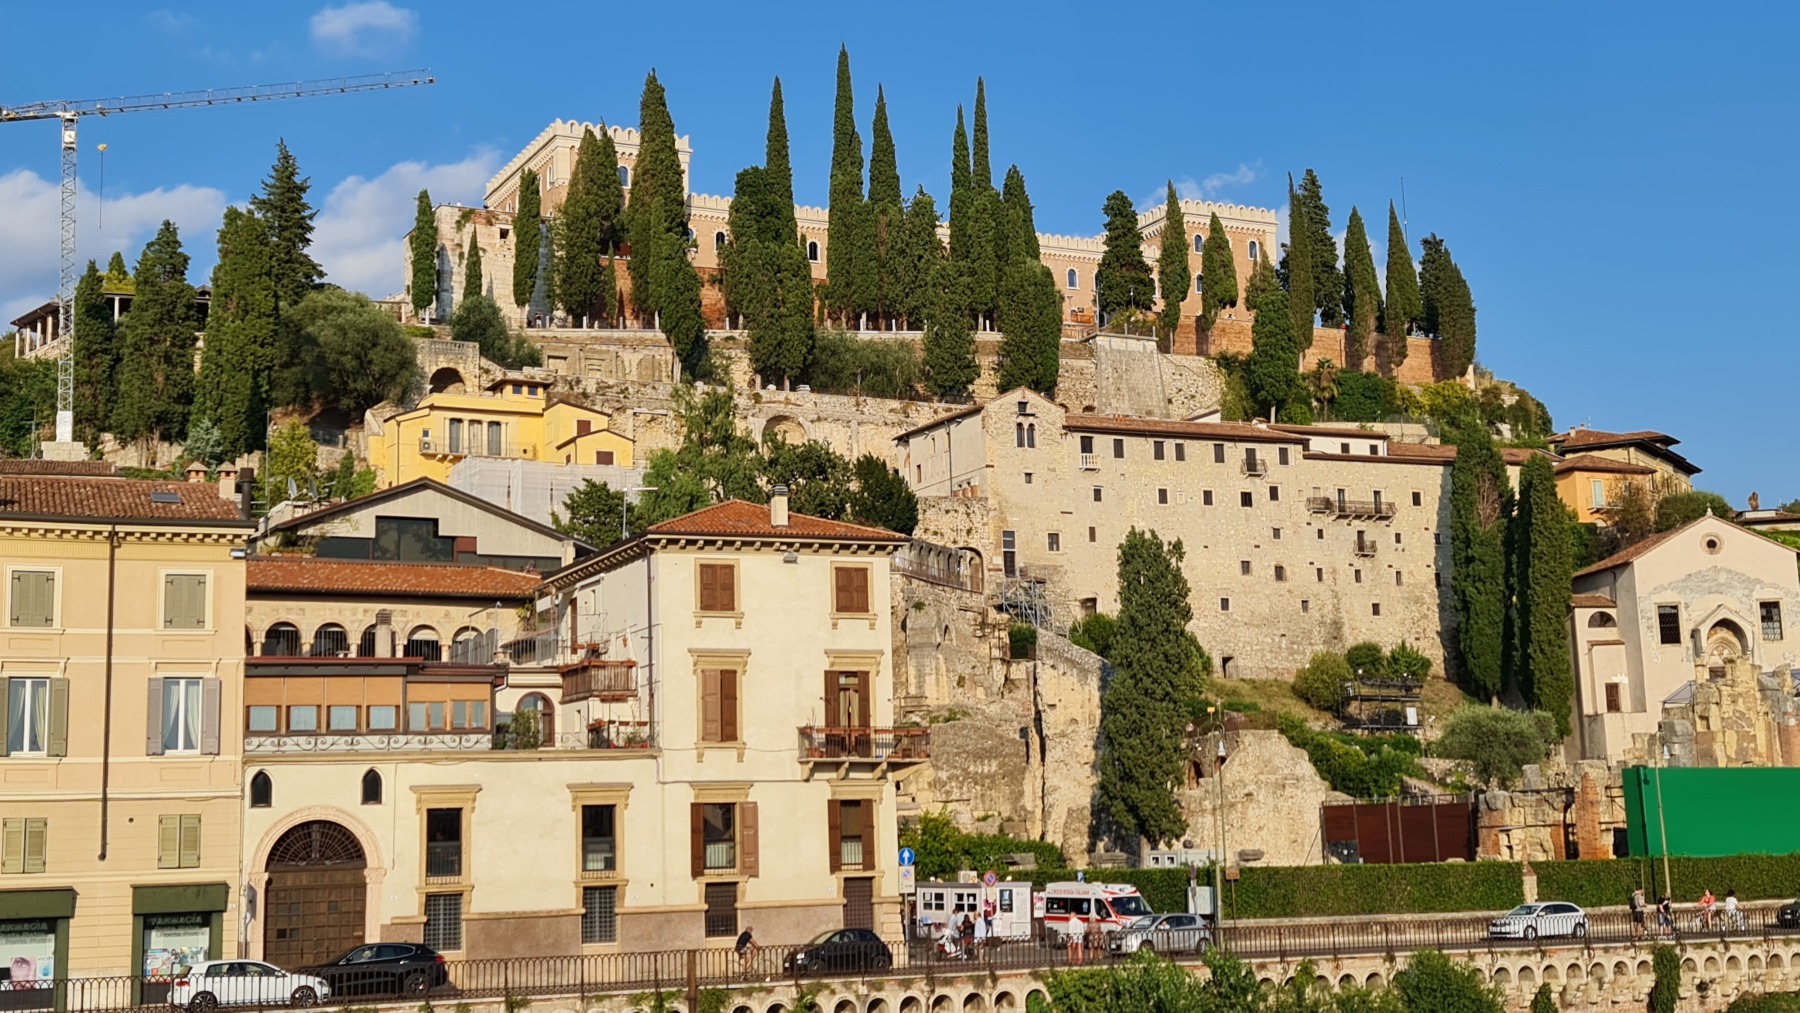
xmin=0 ymin=889 xmax=73 ymax=1012
xmin=132 ymin=885 xmax=228 ymax=1006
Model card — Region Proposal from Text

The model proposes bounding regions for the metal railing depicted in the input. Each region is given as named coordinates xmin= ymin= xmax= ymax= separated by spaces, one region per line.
xmin=1308 ymin=496 xmax=1398 ymax=519
xmin=798 ymin=726 xmax=931 ymax=761
xmin=561 ymin=660 xmax=638 ymax=702
xmin=587 ymin=719 xmax=654 ymax=749
xmin=425 ymin=841 xmax=463 ymax=880
xmin=245 ymin=732 xmax=497 ymax=754
xmin=1241 ymin=455 xmax=1268 ymax=476
xmin=503 ymin=627 xmax=563 ymax=667
xmin=1353 ymin=537 xmax=1379 ymax=557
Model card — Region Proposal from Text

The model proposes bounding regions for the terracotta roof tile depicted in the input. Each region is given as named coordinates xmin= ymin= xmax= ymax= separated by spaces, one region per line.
xmin=1063 ymin=415 xmax=1305 ymax=444
xmin=247 ymin=556 xmax=542 ymax=598
xmin=1571 ymin=593 xmax=1616 ymax=608
xmin=1553 ymin=453 xmax=1656 ymax=477
xmin=894 ymin=402 xmax=986 ymax=442
xmin=0 ymin=475 xmax=247 ymax=523
xmin=1382 ymin=443 xmax=1459 ymax=461
xmin=1270 ymin=423 xmax=1389 ymax=440
xmin=645 ymin=500 xmax=908 ymax=543
xmin=1555 ymin=428 xmax=1677 ymax=449
xmin=0 ymin=459 xmax=118 ymax=477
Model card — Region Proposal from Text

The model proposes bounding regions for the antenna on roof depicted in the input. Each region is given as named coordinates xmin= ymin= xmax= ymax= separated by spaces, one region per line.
xmin=286 ymin=477 xmax=298 ymax=500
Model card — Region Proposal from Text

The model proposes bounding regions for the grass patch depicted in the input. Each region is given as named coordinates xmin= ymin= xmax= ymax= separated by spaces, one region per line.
xmin=1210 ymin=677 xmax=1333 ymax=724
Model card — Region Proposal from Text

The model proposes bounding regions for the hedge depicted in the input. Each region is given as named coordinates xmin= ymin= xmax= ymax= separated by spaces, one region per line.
xmin=1535 ymin=854 xmax=1800 ymax=908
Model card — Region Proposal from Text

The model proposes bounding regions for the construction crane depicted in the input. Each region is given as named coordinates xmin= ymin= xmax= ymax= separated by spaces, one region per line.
xmin=0 ymin=69 xmax=435 ymax=447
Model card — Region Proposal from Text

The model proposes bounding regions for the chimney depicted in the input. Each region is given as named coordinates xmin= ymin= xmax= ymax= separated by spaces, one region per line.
xmin=216 ymin=464 xmax=240 ymax=502
xmin=770 ymin=484 xmax=790 ymax=528
xmin=235 ymin=467 xmax=256 ymax=521
xmin=373 ymin=609 xmax=395 ymax=658
xmin=185 ymin=461 xmax=208 ymax=483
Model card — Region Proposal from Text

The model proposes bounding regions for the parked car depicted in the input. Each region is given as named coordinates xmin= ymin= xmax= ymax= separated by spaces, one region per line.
xmin=1779 ymin=899 xmax=1800 ymax=928
xmin=782 ymin=928 xmax=894 ymax=975
xmin=169 ymin=960 xmax=331 ymax=1012
xmin=1488 ymin=902 xmax=1588 ymax=940
xmin=305 ymin=943 xmax=449 ymax=997
xmin=1106 ymin=914 xmax=1212 ymax=956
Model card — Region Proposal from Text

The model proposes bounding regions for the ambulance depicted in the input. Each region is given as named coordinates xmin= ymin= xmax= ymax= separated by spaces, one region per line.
xmin=1034 ymin=881 xmax=1154 ymax=940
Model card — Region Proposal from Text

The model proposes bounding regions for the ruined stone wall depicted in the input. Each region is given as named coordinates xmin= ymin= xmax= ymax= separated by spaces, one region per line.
xmin=1475 ymin=760 xmax=1629 ymax=863
xmin=1182 ymin=730 xmax=1351 ymax=867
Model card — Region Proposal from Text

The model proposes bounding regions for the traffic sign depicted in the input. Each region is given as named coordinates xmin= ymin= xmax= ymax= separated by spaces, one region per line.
xmin=899 ymin=866 xmax=916 ymax=893
xmin=983 ymin=871 xmax=998 ymax=887
xmin=898 ymin=847 xmax=916 ymax=867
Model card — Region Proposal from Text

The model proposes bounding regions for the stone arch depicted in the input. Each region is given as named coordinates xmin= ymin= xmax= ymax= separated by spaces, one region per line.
xmin=1518 ymin=965 xmax=1536 ymax=988
xmin=247 ymin=806 xmax=385 ymax=961
xmin=1587 ymin=612 xmax=1617 ymax=627
xmin=1773 ymin=952 xmax=1788 ymax=969
xmin=1338 ymin=974 xmax=1358 ymax=989
xmin=1704 ymin=955 xmax=1720 ymax=974
xmin=1750 ymin=955 xmax=1764 ymax=972
xmin=1614 ymin=960 xmax=1630 ymax=980
xmin=900 ymin=997 xmax=924 ymax=1013
xmin=961 ymin=993 xmax=988 ymax=1012
xmin=762 ymin=414 xmax=809 ymax=444
xmin=1258 ymin=977 xmax=1276 ymax=989
xmin=1728 ymin=954 xmax=1743 ymax=973
xmin=1636 ymin=959 xmax=1652 ymax=977
xmin=1023 ymin=991 xmax=1047 ymax=1010
xmin=930 ymin=994 xmax=955 ymax=1013
xmin=868 ymin=1000 xmax=892 ymax=1013
xmin=1709 ymin=619 xmax=1750 ymax=662
xmin=1566 ymin=962 xmax=1584 ymax=981
xmin=765 ymin=1003 xmax=788 ymax=1013
xmin=1588 ymin=961 xmax=1606 ymax=982
xmin=1682 ymin=957 xmax=1698 ymax=974
xmin=428 ymin=366 xmax=468 ymax=394
xmin=992 ymin=991 xmax=1018 ymax=1011
xmin=261 ymin=621 xmax=301 ymax=657
xmin=1491 ymin=967 xmax=1511 ymax=988
xmin=732 ymin=1007 xmax=754 ymax=1013
xmin=1542 ymin=965 xmax=1560 ymax=984
xmin=834 ymin=1001 xmax=858 ymax=1013
xmin=260 ymin=817 xmax=373 ymax=968
xmin=1363 ymin=971 xmax=1384 ymax=989
xmin=310 ymin=623 xmax=349 ymax=657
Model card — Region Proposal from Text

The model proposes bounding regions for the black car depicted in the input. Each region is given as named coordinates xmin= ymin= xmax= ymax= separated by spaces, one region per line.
xmin=782 ymin=929 xmax=893 ymax=975
xmin=305 ymin=943 xmax=450 ymax=997
xmin=1779 ymin=899 xmax=1800 ymax=928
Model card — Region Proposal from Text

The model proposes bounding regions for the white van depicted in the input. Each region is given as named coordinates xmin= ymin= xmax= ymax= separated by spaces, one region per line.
xmin=1034 ymin=882 xmax=1153 ymax=939
xmin=913 ymin=881 xmax=1034 ymax=940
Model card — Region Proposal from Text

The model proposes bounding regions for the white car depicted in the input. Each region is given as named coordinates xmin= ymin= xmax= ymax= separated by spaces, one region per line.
xmin=169 ymin=960 xmax=331 ymax=1012
xmin=1488 ymin=902 xmax=1588 ymax=941
xmin=1106 ymin=913 xmax=1213 ymax=955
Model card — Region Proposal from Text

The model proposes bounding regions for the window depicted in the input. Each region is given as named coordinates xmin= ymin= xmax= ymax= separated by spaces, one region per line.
xmin=425 ymin=808 xmax=463 ymax=879
xmin=328 ymin=706 xmax=359 ymax=732
xmin=487 ymin=422 xmax=503 ymax=457
xmin=1157 ymin=488 xmax=1168 ymax=505
xmin=1153 ymin=441 xmax=1166 ymax=461
xmin=1396 ymin=571 xmax=1404 ymax=586
xmin=161 ymin=678 xmax=203 ymax=753
xmin=833 ymin=565 xmax=872 ymax=614
xmin=1316 ymin=567 xmax=1324 ymax=582
xmin=1173 ymin=443 xmax=1186 ymax=462
xmin=4 ymin=678 xmax=67 ymax=757
xmin=246 ymin=706 xmax=277 ymax=734
xmin=806 ymin=240 xmax=819 ymax=262
xmin=1395 ymin=532 xmax=1403 ymax=544
xmin=1269 ymin=486 xmax=1280 ymax=502
xmin=1027 ymin=423 xmax=1036 ymax=448
xmin=1317 ymin=528 xmax=1325 ymax=540
xmin=1193 ymin=233 xmax=1204 ymax=253
xmin=1220 ymin=598 xmax=1230 ymax=612
xmin=1248 ymin=240 xmax=1260 ymax=261
xmin=617 ymin=165 xmax=631 ymax=188
xmin=1202 ymin=490 xmax=1213 ymax=506
xmin=361 ymin=769 xmax=383 ymax=805
xmin=1277 ymin=447 xmax=1290 ymax=466
xmin=1300 ymin=599 xmax=1310 ymax=614
xmin=1213 ymin=443 xmax=1225 ymax=464
xmin=1023 ymin=472 xmax=1033 ymax=485
xmin=1066 ymin=268 xmax=1078 ymax=289
xmin=1088 ymin=526 xmax=1097 ymax=543
xmin=311 ymin=624 xmax=349 ymax=657
xmin=1591 ymin=480 xmax=1606 ymax=507
xmin=404 ymin=627 xmax=441 ymax=661
xmin=1658 ymin=605 xmax=1682 ymax=645
xmin=582 ymin=886 xmax=619 ymax=944
xmin=1354 ymin=569 xmax=1363 ymax=584
xmin=1340 ymin=443 xmax=1351 ymax=454
xmin=1274 ymin=565 xmax=1287 ymax=582
xmin=1195 ymin=275 xmax=1205 ymax=293
xmin=1273 ymin=527 xmax=1282 ymax=540
xmin=595 ymin=450 xmax=615 ymax=465
xmin=830 ymin=799 xmax=868 ymax=871
xmin=703 ymin=881 xmax=738 ymax=938
xmin=1369 ymin=444 xmax=1381 ymax=456
xmin=0 ymin=818 xmax=46 ymax=875
xmin=1763 ymin=602 xmax=1785 ymax=642
xmin=1079 ymin=435 xmax=1094 ymax=454
xmin=1370 ymin=602 xmax=1383 ymax=617
xmin=1605 ymin=683 xmax=1623 ymax=714
xmin=249 ymin=771 xmax=272 ymax=808
xmin=1016 ymin=400 xmax=1030 ymax=415
xmin=450 ymin=700 xmax=487 ymax=730
xmin=1092 ymin=486 xmax=1103 ymax=503
xmin=287 ymin=706 xmax=318 ymax=733
xmin=700 ymin=668 xmax=741 ymax=743
xmin=1112 ymin=438 xmax=1125 ymax=459
xmin=1015 ymin=422 xmax=1026 ymax=448
xmin=698 ymin=563 xmax=737 ymax=613
xmin=368 ymin=706 xmax=398 ymax=731
xmin=582 ymin=805 xmax=617 ymax=873
xmin=1240 ymin=560 xmax=1252 ymax=576
xmin=1047 ymin=532 xmax=1061 ymax=552
xmin=1001 ymin=530 xmax=1016 ymax=578
xmin=423 ymin=894 xmax=464 ymax=952
xmin=8 ymin=570 xmax=54 ymax=627
xmin=700 ymin=802 xmax=737 ymax=871
xmin=157 ymin=814 xmax=201 ymax=869
xmin=714 ymin=231 xmax=726 ymax=251
xmin=1240 ymin=491 xmax=1254 ymax=507
xmin=1412 ymin=491 xmax=1423 ymax=507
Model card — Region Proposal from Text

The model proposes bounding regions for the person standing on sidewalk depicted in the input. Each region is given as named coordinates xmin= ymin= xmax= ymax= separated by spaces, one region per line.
xmin=1630 ymin=887 xmax=1647 ymax=940
xmin=1066 ymin=913 xmax=1085 ymax=965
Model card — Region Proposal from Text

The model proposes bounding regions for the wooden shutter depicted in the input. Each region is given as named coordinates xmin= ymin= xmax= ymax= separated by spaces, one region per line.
xmin=699 ymin=565 xmax=720 ymax=612
xmin=46 ymin=678 xmax=69 ymax=757
xmin=717 ymin=567 xmax=736 ymax=612
xmin=1 ymin=820 xmax=22 ymax=874
xmin=740 ymin=802 xmax=759 ymax=877
xmin=10 ymin=571 xmax=53 ymax=627
xmin=0 ymin=684 xmax=10 ymax=757
xmin=701 ymin=670 xmax=722 ymax=743
xmin=200 ymin=678 xmax=222 ymax=755
xmin=847 ymin=568 xmax=870 ymax=613
xmin=834 ymin=568 xmax=852 ymax=613
xmin=157 ymin=815 xmax=180 ymax=868
xmin=145 ymin=679 xmax=165 ymax=756
xmin=164 ymin=574 xmax=206 ymax=630
xmin=23 ymin=819 xmax=46 ymax=874
xmin=719 ymin=670 xmax=739 ymax=742
xmin=689 ymin=804 xmax=705 ymax=878
xmin=179 ymin=814 xmax=202 ymax=869
xmin=824 ymin=671 xmax=841 ymax=726
xmin=854 ymin=673 xmax=870 ymax=728
xmin=827 ymin=801 xmax=842 ymax=873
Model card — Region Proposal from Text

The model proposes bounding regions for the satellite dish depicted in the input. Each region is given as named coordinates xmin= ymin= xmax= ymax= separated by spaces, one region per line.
xmin=307 ymin=479 xmax=320 ymax=501
xmin=286 ymin=478 xmax=298 ymax=499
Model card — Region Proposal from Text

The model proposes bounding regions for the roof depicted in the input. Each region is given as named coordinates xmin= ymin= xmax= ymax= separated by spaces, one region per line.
xmin=1063 ymin=415 xmax=1305 ymax=444
xmin=1551 ymin=427 xmax=1700 ymax=476
xmin=1501 ymin=447 xmax=1557 ymax=466
xmin=1270 ymin=423 xmax=1389 ymax=440
xmin=247 ymin=556 xmax=542 ymax=599
xmin=1570 ymin=593 xmax=1616 ymax=608
xmin=0 ymin=475 xmax=249 ymax=525
xmin=1381 ymin=443 xmax=1458 ymax=462
xmin=644 ymin=500 xmax=908 ymax=542
xmin=0 ymin=459 xmax=117 ymax=477
xmin=264 ymin=477 xmax=588 ymax=549
xmin=1572 ymin=527 xmax=1682 ymax=578
xmin=894 ymin=402 xmax=987 ymax=442
xmin=1554 ymin=453 xmax=1655 ymax=477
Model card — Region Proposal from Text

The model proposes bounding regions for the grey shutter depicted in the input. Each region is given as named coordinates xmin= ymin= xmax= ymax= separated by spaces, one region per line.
xmin=0 ymin=681 xmax=10 ymax=757
xmin=22 ymin=819 xmax=46 ymax=874
xmin=1 ymin=820 xmax=22 ymax=874
xmin=145 ymin=679 xmax=165 ymax=755
xmin=164 ymin=574 xmax=207 ymax=630
xmin=46 ymin=678 xmax=69 ymax=757
xmin=200 ymin=678 xmax=221 ymax=755
xmin=10 ymin=571 xmax=53 ymax=627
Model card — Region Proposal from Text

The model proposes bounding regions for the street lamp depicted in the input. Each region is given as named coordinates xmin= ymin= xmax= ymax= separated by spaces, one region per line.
xmin=621 ymin=486 xmax=657 ymax=538
xmin=1206 ymin=705 xmax=1229 ymax=934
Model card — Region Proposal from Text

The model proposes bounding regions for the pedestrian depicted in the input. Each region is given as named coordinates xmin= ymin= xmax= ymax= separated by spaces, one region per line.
xmin=1657 ymin=895 xmax=1674 ymax=937
xmin=1698 ymin=888 xmax=1717 ymax=930
xmin=1630 ymin=887 xmax=1647 ymax=941
xmin=1724 ymin=889 xmax=1743 ymax=930
xmin=1067 ymin=912 xmax=1085 ymax=965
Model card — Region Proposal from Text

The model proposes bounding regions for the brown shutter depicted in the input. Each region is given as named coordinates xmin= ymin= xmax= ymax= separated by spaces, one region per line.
xmin=827 ymin=801 xmax=842 ymax=873
xmin=699 ymin=565 xmax=719 ymax=612
xmin=740 ymin=802 xmax=759 ymax=877
xmin=718 ymin=567 xmax=736 ymax=612
xmin=720 ymin=670 xmax=739 ymax=742
xmin=855 ymin=672 xmax=870 ymax=728
xmin=851 ymin=567 xmax=869 ymax=613
xmin=824 ymin=671 xmax=841 ymax=727
xmin=46 ymin=678 xmax=69 ymax=757
xmin=690 ymin=804 xmax=705 ymax=878
xmin=701 ymin=670 xmax=722 ymax=742
xmin=834 ymin=568 xmax=852 ymax=613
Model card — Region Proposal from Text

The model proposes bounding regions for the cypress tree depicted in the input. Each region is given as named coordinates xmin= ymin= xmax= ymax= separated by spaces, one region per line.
xmin=556 ymin=128 xmax=611 ymax=325
xmin=1450 ymin=423 xmax=1510 ymax=700
xmin=996 ymin=261 xmax=1062 ymax=394
xmin=868 ymin=85 xmax=903 ymax=327
xmin=1156 ymin=181 xmax=1191 ymax=338
xmin=971 ymin=78 xmax=992 ymax=192
xmin=867 ymin=86 xmax=902 ymax=213
xmin=823 ymin=46 xmax=872 ymax=326
xmin=104 ymin=252 xmax=133 ymax=292
xmin=463 ymin=232 xmax=484 ymax=302
xmin=1096 ymin=528 xmax=1211 ymax=846
xmin=194 ymin=207 xmax=276 ymax=457
xmin=1095 ymin=190 xmax=1154 ymax=320
xmin=1294 ymin=169 xmax=1342 ymax=327
xmin=71 ymin=260 xmax=116 ymax=444
xmin=1342 ymin=206 xmax=1383 ymax=368
xmin=765 ymin=79 xmax=797 ymax=229
xmin=1283 ymin=173 xmax=1315 ymax=350
xmin=1243 ymin=247 xmax=1279 ymax=312
xmin=112 ymin=221 xmax=198 ymax=444
xmin=947 ymin=106 xmax=971 ymax=261
xmin=249 ymin=139 xmax=322 ymax=315
xmin=1245 ymin=283 xmax=1300 ymax=415
xmin=512 ymin=168 xmax=542 ymax=314
xmin=999 ymin=165 xmax=1039 ymax=263
xmin=1381 ymin=201 xmax=1420 ymax=370
xmin=723 ymin=81 xmax=814 ymax=385
xmin=1420 ymin=235 xmax=1478 ymax=377
xmin=1198 ymin=212 xmax=1239 ymax=333
xmin=1515 ymin=454 xmax=1572 ymax=733
xmin=627 ymin=71 xmax=687 ymax=321
xmin=651 ymin=197 xmax=707 ymax=378
xmin=409 ymin=190 xmax=437 ymax=322
xmin=895 ymin=188 xmax=947 ymax=333
xmin=917 ymin=192 xmax=976 ymax=398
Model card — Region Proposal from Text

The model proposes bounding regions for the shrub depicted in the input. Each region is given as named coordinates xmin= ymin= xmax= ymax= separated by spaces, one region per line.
xmin=1067 ymin=613 xmax=1118 ymax=661
xmin=1277 ymin=714 xmax=1426 ymax=797
xmin=1529 ymin=983 xmax=1556 ymax=1013
xmin=901 ymin=811 xmax=1064 ymax=881
xmin=1535 ymin=854 xmax=1800 ymax=908
xmin=1651 ymin=944 xmax=1681 ymax=1013
xmin=1392 ymin=949 xmax=1504 ymax=1013
xmin=1294 ymin=652 xmax=1353 ymax=711
xmin=1431 ymin=707 xmax=1555 ymax=786
xmin=1388 ymin=641 xmax=1432 ymax=680
xmin=1346 ymin=642 xmax=1388 ymax=678
xmin=1726 ymin=995 xmax=1800 ymax=1012
xmin=1008 ymin=623 xmax=1038 ymax=660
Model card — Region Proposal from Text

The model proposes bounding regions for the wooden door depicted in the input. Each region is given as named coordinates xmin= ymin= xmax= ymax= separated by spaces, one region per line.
xmin=264 ymin=868 xmax=366 ymax=969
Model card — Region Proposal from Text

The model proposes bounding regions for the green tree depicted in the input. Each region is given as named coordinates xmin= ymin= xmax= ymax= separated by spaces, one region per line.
xmin=1096 ymin=190 xmax=1154 ymax=321
xmin=803 ymin=328 xmax=919 ymax=399
xmin=1283 ymin=173 xmax=1316 ymax=349
xmin=0 ymin=349 xmax=57 ymax=456
xmin=293 ymin=288 xmax=421 ymax=413
xmin=996 ymin=261 xmax=1062 ymax=394
xmin=450 ymin=294 xmax=509 ymax=361
xmin=1388 ymin=642 xmax=1432 ymax=680
xmin=194 ymin=208 xmax=276 ymax=456
xmin=557 ymin=127 xmax=625 ymax=326
xmin=1156 ymin=181 xmax=1191 ymax=338
xmin=408 ymin=190 xmax=438 ymax=321
xmin=894 ymin=187 xmax=948 ymax=330
xmin=327 ymin=450 xmax=376 ymax=501
xmin=1307 ymin=359 xmax=1340 ymax=419
xmin=462 ymin=232 xmax=483 ymax=301
xmin=1342 ymin=207 xmax=1382 ymax=368
xmin=823 ymin=47 xmax=872 ymax=325
xmin=1450 ymin=424 xmax=1510 ymax=699
xmin=971 ymin=77 xmax=992 ymax=193
xmin=1434 ymin=706 xmax=1556 ymax=787
xmin=71 ymin=259 xmax=118 ymax=444
xmin=103 ymin=251 xmax=133 ymax=292
xmin=263 ymin=420 xmax=320 ymax=505
xmin=633 ymin=388 xmax=764 ymax=526
xmin=182 ymin=417 xmax=226 ymax=468
xmin=627 ymin=72 xmax=687 ymax=321
xmin=1294 ymin=652 xmax=1353 ymax=711
xmin=554 ymin=478 xmax=632 ymax=548
xmin=947 ymin=106 xmax=973 ymax=265
xmin=650 ymin=205 xmax=708 ymax=378
xmin=112 ymin=221 xmax=198 ymax=444
xmin=249 ymin=139 xmax=322 ymax=315
xmin=1068 ymin=613 xmax=1118 ymax=661
xmin=761 ymin=435 xmax=853 ymax=520
xmin=1381 ymin=202 xmax=1419 ymax=370
xmin=1346 ymin=641 xmax=1388 ymax=678
xmin=920 ymin=271 xmax=978 ymax=399
xmin=1655 ymin=489 xmax=1734 ymax=531
xmin=722 ymin=83 xmax=815 ymax=387
xmin=1244 ymin=247 xmax=1280 ymax=314
xmin=868 ymin=85 xmax=903 ymax=327
xmin=1245 ymin=284 xmax=1301 ymax=417
xmin=512 ymin=168 xmax=542 ymax=313
xmin=1650 ymin=944 xmax=1680 ymax=1013
xmin=1517 ymin=455 xmax=1574 ymax=735
xmin=1529 ymin=983 xmax=1555 ymax=1013
xmin=1198 ymin=212 xmax=1239 ymax=334
xmin=999 ymin=165 xmax=1040 ymax=266
xmin=1293 ymin=169 xmax=1342 ymax=327
xmin=1097 ymin=529 xmax=1211 ymax=846
xmin=848 ymin=454 xmax=918 ymax=534
xmin=1391 ymin=950 xmax=1503 ymax=1013
xmin=1419 ymin=235 xmax=1477 ymax=376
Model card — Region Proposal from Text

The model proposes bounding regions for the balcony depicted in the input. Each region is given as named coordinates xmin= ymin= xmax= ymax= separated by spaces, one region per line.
xmin=425 ymin=841 xmax=462 ymax=882
xmin=798 ymin=726 xmax=930 ymax=778
xmin=561 ymin=658 xmax=638 ymax=703
xmin=1241 ymin=455 xmax=1268 ymax=476
xmin=1307 ymin=497 xmax=1398 ymax=520
xmin=1078 ymin=453 xmax=1100 ymax=471
xmin=502 ymin=628 xmax=563 ymax=667
xmin=1353 ymin=537 xmax=1379 ymax=557
xmin=245 ymin=731 xmax=499 ymax=754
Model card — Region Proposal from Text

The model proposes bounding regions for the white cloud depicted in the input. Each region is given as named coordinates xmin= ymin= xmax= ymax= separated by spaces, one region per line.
xmin=147 ymin=8 xmax=193 ymax=32
xmin=309 ymin=1 xmax=418 ymax=56
xmin=0 ymin=169 xmax=226 ymax=327
xmin=1140 ymin=161 xmax=1265 ymax=210
xmin=310 ymin=150 xmax=501 ymax=298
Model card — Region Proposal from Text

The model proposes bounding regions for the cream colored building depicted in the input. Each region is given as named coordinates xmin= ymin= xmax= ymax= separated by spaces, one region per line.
xmin=1568 ymin=514 xmax=1800 ymax=764
xmin=0 ymin=472 xmax=253 ymax=992
xmin=896 ymin=390 xmax=1459 ymax=680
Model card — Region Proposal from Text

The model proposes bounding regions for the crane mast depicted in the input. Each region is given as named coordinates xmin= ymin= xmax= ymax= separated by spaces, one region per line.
xmin=0 ymin=70 xmax=434 ymax=451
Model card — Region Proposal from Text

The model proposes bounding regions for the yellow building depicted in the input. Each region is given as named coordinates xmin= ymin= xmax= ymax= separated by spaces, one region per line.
xmin=0 ymin=470 xmax=253 ymax=997
xmin=1554 ymin=453 xmax=1659 ymax=526
xmin=366 ymin=375 xmax=633 ymax=488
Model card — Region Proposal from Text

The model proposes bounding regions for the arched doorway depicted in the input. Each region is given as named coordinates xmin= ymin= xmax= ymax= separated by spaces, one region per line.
xmin=264 ymin=820 xmax=368 ymax=969
xmin=428 ymin=367 xmax=467 ymax=394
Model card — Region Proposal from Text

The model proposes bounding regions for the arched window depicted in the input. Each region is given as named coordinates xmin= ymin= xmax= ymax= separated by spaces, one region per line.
xmin=1066 ymin=268 xmax=1078 ymax=289
xmin=262 ymin=623 xmax=301 ymax=657
xmin=1196 ymin=275 xmax=1205 ymax=294
xmin=1247 ymin=240 xmax=1261 ymax=262
xmin=1015 ymin=422 xmax=1025 ymax=448
xmin=404 ymin=626 xmax=441 ymax=661
xmin=510 ymin=693 xmax=556 ymax=748
xmin=617 ymin=165 xmax=631 ymax=188
xmin=1193 ymin=233 xmax=1204 ymax=253
xmin=1587 ymin=612 xmax=1618 ymax=628
xmin=249 ymin=770 xmax=272 ymax=808
xmin=361 ymin=768 xmax=383 ymax=805
xmin=358 ymin=624 xmax=379 ymax=657
xmin=311 ymin=624 xmax=349 ymax=658
xmin=1026 ymin=423 xmax=1036 ymax=448
xmin=806 ymin=239 xmax=819 ymax=262
xmin=714 ymin=231 xmax=727 ymax=251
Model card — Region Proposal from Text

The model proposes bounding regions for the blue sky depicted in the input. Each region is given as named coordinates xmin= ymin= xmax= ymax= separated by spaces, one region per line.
xmin=0 ymin=0 xmax=1793 ymax=504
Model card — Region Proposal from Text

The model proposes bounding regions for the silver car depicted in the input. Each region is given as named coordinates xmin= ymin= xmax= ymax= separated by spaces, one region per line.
xmin=1488 ymin=902 xmax=1588 ymax=941
xmin=1106 ymin=913 xmax=1212 ymax=955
